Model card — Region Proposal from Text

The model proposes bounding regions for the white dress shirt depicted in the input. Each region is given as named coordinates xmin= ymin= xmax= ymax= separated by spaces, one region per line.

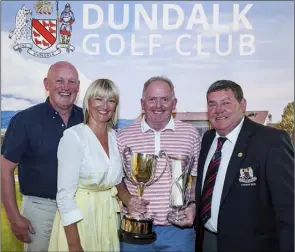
xmin=56 ymin=123 xmax=123 ymax=226
xmin=202 ymin=117 xmax=244 ymax=232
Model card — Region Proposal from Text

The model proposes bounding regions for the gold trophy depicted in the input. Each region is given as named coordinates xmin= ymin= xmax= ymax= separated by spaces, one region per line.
xmin=167 ymin=154 xmax=194 ymax=223
xmin=119 ymin=146 xmax=168 ymax=244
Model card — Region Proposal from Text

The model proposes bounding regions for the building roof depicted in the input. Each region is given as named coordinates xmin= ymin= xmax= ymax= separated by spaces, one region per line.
xmin=135 ymin=111 xmax=269 ymax=125
xmin=245 ymin=111 xmax=269 ymax=125
xmin=266 ymin=122 xmax=279 ymax=128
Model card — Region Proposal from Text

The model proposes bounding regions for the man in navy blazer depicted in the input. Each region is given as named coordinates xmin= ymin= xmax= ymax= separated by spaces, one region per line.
xmin=195 ymin=80 xmax=294 ymax=252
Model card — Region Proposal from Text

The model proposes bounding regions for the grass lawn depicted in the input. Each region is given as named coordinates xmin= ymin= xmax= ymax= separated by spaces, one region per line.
xmin=1 ymin=182 xmax=24 ymax=252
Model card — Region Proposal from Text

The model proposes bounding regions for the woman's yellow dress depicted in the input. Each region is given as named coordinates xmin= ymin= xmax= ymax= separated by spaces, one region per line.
xmin=48 ymin=124 xmax=123 ymax=252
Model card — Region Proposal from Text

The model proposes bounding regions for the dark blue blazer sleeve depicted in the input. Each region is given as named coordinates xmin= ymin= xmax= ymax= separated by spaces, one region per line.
xmin=266 ymin=130 xmax=294 ymax=252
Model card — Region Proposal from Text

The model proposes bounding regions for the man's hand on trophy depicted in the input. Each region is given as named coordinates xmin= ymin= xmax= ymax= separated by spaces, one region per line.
xmin=126 ymin=196 xmax=150 ymax=216
xmin=171 ymin=203 xmax=196 ymax=227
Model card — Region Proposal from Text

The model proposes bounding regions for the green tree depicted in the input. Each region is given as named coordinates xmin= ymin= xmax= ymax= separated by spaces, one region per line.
xmin=277 ymin=102 xmax=294 ymax=141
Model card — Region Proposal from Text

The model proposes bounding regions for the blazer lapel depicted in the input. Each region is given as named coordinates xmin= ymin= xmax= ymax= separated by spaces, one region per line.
xmin=200 ymin=131 xmax=215 ymax=172
xmin=220 ymin=117 xmax=255 ymax=206
xmin=196 ymin=131 xmax=215 ymax=200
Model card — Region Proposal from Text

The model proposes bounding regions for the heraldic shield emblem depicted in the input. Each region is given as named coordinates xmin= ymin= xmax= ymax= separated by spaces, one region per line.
xmin=31 ymin=19 xmax=57 ymax=50
xmin=9 ymin=1 xmax=75 ymax=58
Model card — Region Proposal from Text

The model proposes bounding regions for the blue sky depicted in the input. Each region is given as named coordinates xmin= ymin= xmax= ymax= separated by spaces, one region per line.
xmin=1 ymin=1 xmax=294 ymax=122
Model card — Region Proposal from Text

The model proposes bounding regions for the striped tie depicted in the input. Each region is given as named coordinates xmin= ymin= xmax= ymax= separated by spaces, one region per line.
xmin=200 ymin=137 xmax=227 ymax=225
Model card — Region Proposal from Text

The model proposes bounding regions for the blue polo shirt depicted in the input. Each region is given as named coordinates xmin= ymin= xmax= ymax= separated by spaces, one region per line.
xmin=1 ymin=98 xmax=83 ymax=199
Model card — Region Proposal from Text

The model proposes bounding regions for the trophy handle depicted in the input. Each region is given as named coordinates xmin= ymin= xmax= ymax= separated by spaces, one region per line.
xmin=182 ymin=156 xmax=195 ymax=196
xmin=122 ymin=146 xmax=137 ymax=186
xmin=146 ymin=150 xmax=169 ymax=186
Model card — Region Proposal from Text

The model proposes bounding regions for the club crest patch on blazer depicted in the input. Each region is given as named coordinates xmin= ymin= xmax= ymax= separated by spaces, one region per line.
xmin=239 ymin=167 xmax=257 ymax=186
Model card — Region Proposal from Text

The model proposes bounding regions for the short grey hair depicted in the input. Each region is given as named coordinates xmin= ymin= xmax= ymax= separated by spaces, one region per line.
xmin=142 ymin=76 xmax=175 ymax=99
xmin=83 ymin=79 xmax=119 ymax=126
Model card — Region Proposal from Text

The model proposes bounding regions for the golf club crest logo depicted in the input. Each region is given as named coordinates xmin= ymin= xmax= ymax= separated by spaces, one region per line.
xmin=239 ymin=167 xmax=257 ymax=185
xmin=9 ymin=1 xmax=75 ymax=58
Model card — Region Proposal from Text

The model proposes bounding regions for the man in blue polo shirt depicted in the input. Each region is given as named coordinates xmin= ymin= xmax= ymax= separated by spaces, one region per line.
xmin=1 ymin=61 xmax=83 ymax=251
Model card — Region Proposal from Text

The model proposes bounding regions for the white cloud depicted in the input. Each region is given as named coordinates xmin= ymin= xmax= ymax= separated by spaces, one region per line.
xmin=1 ymin=31 xmax=92 ymax=106
xmin=255 ymin=40 xmax=272 ymax=44
xmin=171 ymin=63 xmax=217 ymax=69
xmin=1 ymin=2 xmax=293 ymax=124
xmin=1 ymin=97 xmax=34 ymax=111
xmin=135 ymin=65 xmax=167 ymax=71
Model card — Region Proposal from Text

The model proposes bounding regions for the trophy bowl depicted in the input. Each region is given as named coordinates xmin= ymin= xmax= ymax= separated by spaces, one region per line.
xmin=167 ymin=154 xmax=194 ymax=223
xmin=119 ymin=147 xmax=168 ymax=244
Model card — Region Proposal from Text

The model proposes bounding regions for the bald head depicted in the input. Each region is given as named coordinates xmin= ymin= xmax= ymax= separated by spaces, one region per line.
xmin=44 ymin=61 xmax=80 ymax=114
xmin=47 ymin=61 xmax=78 ymax=79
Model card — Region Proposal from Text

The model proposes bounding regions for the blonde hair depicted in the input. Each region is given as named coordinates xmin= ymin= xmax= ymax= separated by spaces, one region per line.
xmin=83 ymin=79 xmax=119 ymax=127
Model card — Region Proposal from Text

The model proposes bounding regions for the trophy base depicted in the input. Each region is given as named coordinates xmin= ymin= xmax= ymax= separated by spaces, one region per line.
xmin=119 ymin=214 xmax=157 ymax=244
xmin=119 ymin=229 xmax=156 ymax=245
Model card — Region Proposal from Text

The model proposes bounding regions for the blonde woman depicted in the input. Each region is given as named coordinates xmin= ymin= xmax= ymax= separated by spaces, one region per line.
xmin=49 ymin=79 xmax=123 ymax=252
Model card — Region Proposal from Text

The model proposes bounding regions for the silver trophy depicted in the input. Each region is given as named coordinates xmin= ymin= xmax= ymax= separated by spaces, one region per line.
xmin=119 ymin=146 xmax=169 ymax=244
xmin=167 ymin=154 xmax=194 ymax=223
